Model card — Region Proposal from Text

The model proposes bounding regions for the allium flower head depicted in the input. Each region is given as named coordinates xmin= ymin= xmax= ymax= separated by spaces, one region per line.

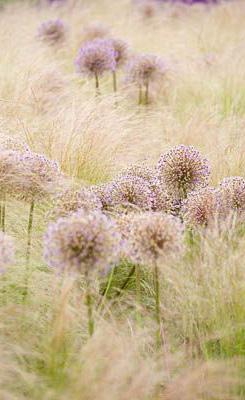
xmin=118 ymin=163 xmax=156 ymax=185
xmin=51 ymin=187 xmax=102 ymax=219
xmin=109 ymin=38 xmax=129 ymax=68
xmin=82 ymin=22 xmax=110 ymax=43
xmin=0 ymin=232 xmax=15 ymax=272
xmin=14 ymin=152 xmax=62 ymax=203
xmin=110 ymin=175 xmax=154 ymax=212
xmin=126 ymin=54 xmax=166 ymax=86
xmin=157 ymin=145 xmax=210 ymax=199
xmin=75 ymin=38 xmax=116 ymax=77
xmin=38 ymin=19 xmax=65 ymax=45
xmin=127 ymin=212 xmax=184 ymax=266
xmin=151 ymin=179 xmax=173 ymax=213
xmin=44 ymin=211 xmax=121 ymax=275
xmin=182 ymin=187 xmax=223 ymax=228
xmin=0 ymin=150 xmax=21 ymax=196
xmin=90 ymin=183 xmax=113 ymax=211
xmin=219 ymin=177 xmax=245 ymax=216
xmin=0 ymin=136 xmax=30 ymax=153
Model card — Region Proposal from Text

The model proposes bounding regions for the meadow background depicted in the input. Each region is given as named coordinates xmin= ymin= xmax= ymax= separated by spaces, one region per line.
xmin=0 ymin=0 xmax=244 ymax=399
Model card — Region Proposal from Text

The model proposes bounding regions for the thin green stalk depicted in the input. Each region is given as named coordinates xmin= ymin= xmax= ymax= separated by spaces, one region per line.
xmin=135 ymin=263 xmax=141 ymax=324
xmin=98 ymin=266 xmax=115 ymax=312
xmin=95 ymin=71 xmax=100 ymax=95
xmin=85 ymin=274 xmax=94 ymax=337
xmin=154 ymin=263 xmax=161 ymax=348
xmin=112 ymin=71 xmax=117 ymax=93
xmin=26 ymin=201 xmax=35 ymax=265
xmin=1 ymin=193 xmax=6 ymax=232
xmin=138 ymin=85 xmax=142 ymax=105
xmin=145 ymin=81 xmax=149 ymax=105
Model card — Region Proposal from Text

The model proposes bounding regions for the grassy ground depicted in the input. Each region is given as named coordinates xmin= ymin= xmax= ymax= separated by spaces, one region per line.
xmin=0 ymin=0 xmax=245 ymax=399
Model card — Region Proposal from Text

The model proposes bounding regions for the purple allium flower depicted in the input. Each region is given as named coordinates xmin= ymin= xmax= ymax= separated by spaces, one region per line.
xmin=38 ymin=19 xmax=66 ymax=45
xmin=90 ymin=183 xmax=113 ymax=211
xmin=219 ymin=177 xmax=245 ymax=217
xmin=75 ymin=39 xmax=116 ymax=79
xmin=118 ymin=163 xmax=156 ymax=184
xmin=0 ymin=232 xmax=15 ymax=272
xmin=0 ymin=136 xmax=30 ymax=153
xmin=126 ymin=54 xmax=166 ymax=87
xmin=0 ymin=150 xmax=21 ymax=196
xmin=110 ymin=175 xmax=154 ymax=212
xmin=51 ymin=187 xmax=102 ymax=219
xmin=127 ymin=212 xmax=184 ymax=266
xmin=151 ymin=179 xmax=173 ymax=213
xmin=108 ymin=38 xmax=129 ymax=68
xmin=44 ymin=211 xmax=121 ymax=275
xmin=157 ymin=145 xmax=210 ymax=199
xmin=14 ymin=152 xmax=62 ymax=203
xmin=181 ymin=187 xmax=223 ymax=228
xmin=81 ymin=22 xmax=110 ymax=43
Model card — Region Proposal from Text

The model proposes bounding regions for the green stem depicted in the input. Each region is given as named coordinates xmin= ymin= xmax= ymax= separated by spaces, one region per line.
xmin=26 ymin=201 xmax=35 ymax=265
xmin=154 ymin=263 xmax=161 ymax=348
xmin=95 ymin=72 xmax=100 ymax=95
xmin=1 ymin=193 xmax=6 ymax=232
xmin=138 ymin=85 xmax=142 ymax=105
xmin=135 ymin=264 xmax=141 ymax=324
xmin=145 ymin=81 xmax=149 ymax=105
xmin=98 ymin=267 xmax=115 ymax=312
xmin=112 ymin=71 xmax=117 ymax=93
xmin=85 ymin=274 xmax=94 ymax=337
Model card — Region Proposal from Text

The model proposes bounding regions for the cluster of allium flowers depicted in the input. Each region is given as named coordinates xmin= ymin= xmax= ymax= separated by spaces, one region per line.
xmin=127 ymin=212 xmax=184 ymax=266
xmin=157 ymin=145 xmax=210 ymax=199
xmin=38 ymin=19 xmax=66 ymax=45
xmin=90 ymin=183 xmax=113 ymax=211
xmin=51 ymin=187 xmax=102 ymax=219
xmin=0 ymin=232 xmax=15 ymax=272
xmin=110 ymin=175 xmax=154 ymax=212
xmin=0 ymin=136 xmax=30 ymax=153
xmin=219 ymin=177 xmax=245 ymax=217
xmin=75 ymin=38 xmax=116 ymax=78
xmin=126 ymin=54 xmax=166 ymax=87
xmin=151 ymin=179 xmax=173 ymax=213
xmin=44 ymin=211 xmax=121 ymax=275
xmin=109 ymin=38 xmax=129 ymax=68
xmin=81 ymin=22 xmax=110 ymax=43
xmin=181 ymin=187 xmax=224 ymax=228
xmin=13 ymin=152 xmax=62 ymax=203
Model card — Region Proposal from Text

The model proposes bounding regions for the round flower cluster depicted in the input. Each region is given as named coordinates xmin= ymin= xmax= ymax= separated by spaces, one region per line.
xmin=51 ymin=187 xmax=102 ymax=219
xmin=38 ymin=19 xmax=66 ymax=45
xmin=126 ymin=54 xmax=166 ymax=87
xmin=127 ymin=212 xmax=184 ymax=267
xmin=75 ymin=38 xmax=116 ymax=78
xmin=90 ymin=183 xmax=113 ymax=211
xmin=157 ymin=145 xmax=210 ymax=199
xmin=219 ymin=176 xmax=245 ymax=218
xmin=44 ymin=211 xmax=121 ymax=275
xmin=109 ymin=38 xmax=129 ymax=68
xmin=0 ymin=232 xmax=15 ymax=272
xmin=81 ymin=22 xmax=110 ymax=43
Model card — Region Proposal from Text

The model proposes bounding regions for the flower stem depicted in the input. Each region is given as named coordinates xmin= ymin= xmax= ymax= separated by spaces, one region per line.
xmin=145 ymin=81 xmax=149 ymax=105
xmin=138 ymin=85 xmax=142 ymax=105
xmin=112 ymin=71 xmax=117 ymax=92
xmin=98 ymin=266 xmax=115 ymax=312
xmin=154 ymin=263 xmax=161 ymax=348
xmin=95 ymin=72 xmax=100 ymax=95
xmin=26 ymin=201 xmax=35 ymax=265
xmin=135 ymin=263 xmax=141 ymax=324
xmin=1 ymin=193 xmax=6 ymax=232
xmin=85 ymin=273 xmax=94 ymax=337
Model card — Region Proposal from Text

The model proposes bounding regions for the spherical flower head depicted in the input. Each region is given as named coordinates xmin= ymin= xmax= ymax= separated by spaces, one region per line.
xmin=51 ymin=187 xmax=102 ymax=219
xmin=126 ymin=54 xmax=166 ymax=86
xmin=0 ymin=232 xmax=15 ymax=272
xmin=15 ymin=152 xmax=62 ymax=203
xmin=181 ymin=187 xmax=224 ymax=228
xmin=157 ymin=145 xmax=210 ymax=199
xmin=82 ymin=22 xmax=110 ymax=43
xmin=75 ymin=39 xmax=116 ymax=77
xmin=219 ymin=177 xmax=245 ymax=217
xmin=151 ymin=179 xmax=173 ymax=213
xmin=128 ymin=212 xmax=184 ymax=267
xmin=90 ymin=183 xmax=113 ymax=211
xmin=110 ymin=175 xmax=154 ymax=212
xmin=38 ymin=19 xmax=66 ymax=45
xmin=118 ymin=163 xmax=156 ymax=185
xmin=108 ymin=38 xmax=129 ymax=68
xmin=43 ymin=211 xmax=121 ymax=275
xmin=0 ymin=150 xmax=21 ymax=196
xmin=0 ymin=136 xmax=30 ymax=153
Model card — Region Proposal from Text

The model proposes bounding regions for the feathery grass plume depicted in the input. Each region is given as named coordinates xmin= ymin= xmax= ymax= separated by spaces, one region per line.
xmin=108 ymin=38 xmax=129 ymax=92
xmin=126 ymin=53 xmax=166 ymax=104
xmin=219 ymin=177 xmax=245 ymax=221
xmin=81 ymin=22 xmax=110 ymax=43
xmin=181 ymin=187 xmax=223 ymax=228
xmin=157 ymin=145 xmax=210 ymax=202
xmin=75 ymin=39 xmax=116 ymax=93
xmin=110 ymin=174 xmax=154 ymax=212
xmin=44 ymin=211 xmax=121 ymax=336
xmin=0 ymin=137 xmax=30 ymax=231
xmin=50 ymin=187 xmax=102 ymax=220
xmin=128 ymin=212 xmax=184 ymax=345
xmin=0 ymin=232 xmax=15 ymax=273
xmin=38 ymin=19 xmax=66 ymax=45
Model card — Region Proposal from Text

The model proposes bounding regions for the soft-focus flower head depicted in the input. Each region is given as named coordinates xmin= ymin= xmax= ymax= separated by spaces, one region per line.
xmin=0 ymin=232 xmax=15 ymax=273
xmin=157 ymin=145 xmax=210 ymax=199
xmin=118 ymin=163 xmax=156 ymax=184
xmin=151 ymin=179 xmax=174 ymax=213
xmin=0 ymin=150 xmax=21 ymax=196
xmin=75 ymin=38 xmax=116 ymax=77
xmin=108 ymin=38 xmax=129 ymax=68
xmin=127 ymin=212 xmax=184 ymax=266
xmin=110 ymin=175 xmax=154 ymax=212
xmin=181 ymin=187 xmax=224 ymax=228
xmin=50 ymin=187 xmax=102 ymax=219
xmin=126 ymin=54 xmax=166 ymax=86
xmin=44 ymin=211 xmax=121 ymax=275
xmin=90 ymin=183 xmax=113 ymax=211
xmin=38 ymin=19 xmax=66 ymax=45
xmin=137 ymin=0 xmax=159 ymax=18
xmin=0 ymin=136 xmax=30 ymax=153
xmin=81 ymin=22 xmax=110 ymax=43
xmin=219 ymin=177 xmax=245 ymax=218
